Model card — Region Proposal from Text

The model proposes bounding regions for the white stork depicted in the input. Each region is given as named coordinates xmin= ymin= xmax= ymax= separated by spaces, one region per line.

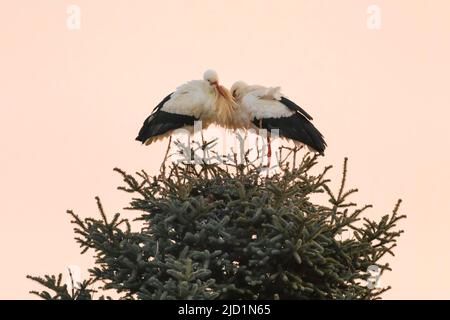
xmin=136 ymin=70 xmax=236 ymax=146
xmin=230 ymin=81 xmax=327 ymax=160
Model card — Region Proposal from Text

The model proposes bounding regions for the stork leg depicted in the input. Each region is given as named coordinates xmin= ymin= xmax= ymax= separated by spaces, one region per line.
xmin=160 ymin=135 xmax=172 ymax=176
xmin=267 ymin=134 xmax=272 ymax=168
xmin=257 ymin=119 xmax=272 ymax=169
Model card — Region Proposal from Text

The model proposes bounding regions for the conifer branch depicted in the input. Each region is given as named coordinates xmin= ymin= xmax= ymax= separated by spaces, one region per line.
xmin=29 ymin=139 xmax=405 ymax=300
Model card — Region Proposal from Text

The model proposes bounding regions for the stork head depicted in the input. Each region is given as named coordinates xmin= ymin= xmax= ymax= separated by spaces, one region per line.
xmin=203 ymin=69 xmax=219 ymax=86
xmin=230 ymin=81 xmax=248 ymax=100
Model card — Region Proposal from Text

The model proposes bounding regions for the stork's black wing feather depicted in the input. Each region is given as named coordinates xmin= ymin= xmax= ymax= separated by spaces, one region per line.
xmin=151 ymin=92 xmax=173 ymax=113
xmin=279 ymin=97 xmax=314 ymax=120
xmin=135 ymin=93 xmax=197 ymax=144
xmin=254 ymin=114 xmax=327 ymax=155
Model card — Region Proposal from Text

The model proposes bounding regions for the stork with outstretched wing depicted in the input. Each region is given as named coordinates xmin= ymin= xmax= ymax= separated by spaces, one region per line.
xmin=136 ymin=69 xmax=236 ymax=145
xmin=136 ymin=71 xmax=327 ymax=167
xmin=230 ymin=81 xmax=326 ymax=164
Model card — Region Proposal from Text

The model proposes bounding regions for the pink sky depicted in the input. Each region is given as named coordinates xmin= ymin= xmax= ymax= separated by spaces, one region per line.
xmin=1 ymin=0 xmax=449 ymax=299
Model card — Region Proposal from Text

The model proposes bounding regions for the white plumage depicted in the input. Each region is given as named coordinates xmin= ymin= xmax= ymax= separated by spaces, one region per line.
xmin=162 ymin=80 xmax=216 ymax=121
xmin=136 ymin=70 xmax=236 ymax=145
xmin=230 ymin=81 xmax=327 ymax=154
xmin=231 ymin=82 xmax=292 ymax=120
xmin=241 ymin=89 xmax=294 ymax=120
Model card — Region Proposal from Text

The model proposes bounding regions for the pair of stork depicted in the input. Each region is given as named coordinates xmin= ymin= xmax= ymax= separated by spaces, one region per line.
xmin=136 ymin=70 xmax=327 ymax=163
